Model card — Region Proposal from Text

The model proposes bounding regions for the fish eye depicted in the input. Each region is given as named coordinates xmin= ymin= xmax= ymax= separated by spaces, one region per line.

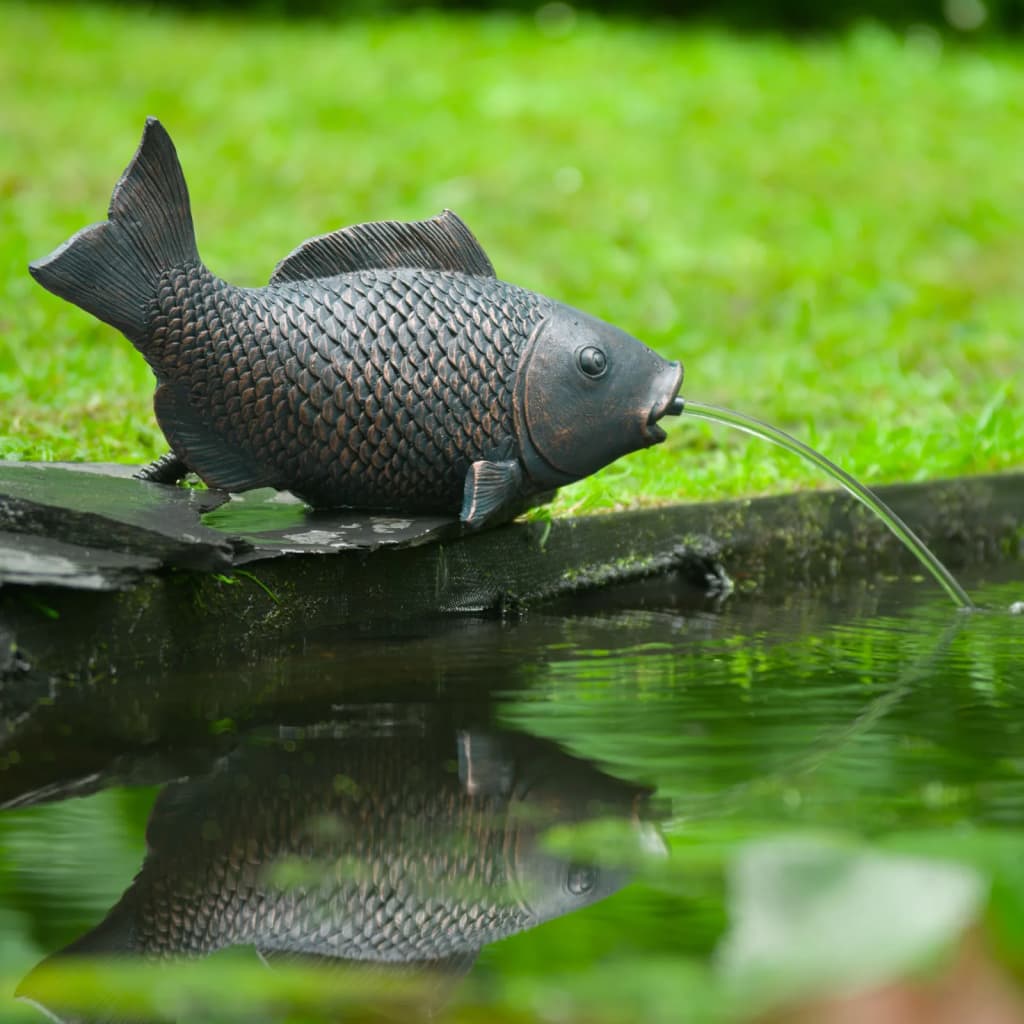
xmin=566 ymin=863 xmax=597 ymax=896
xmin=576 ymin=346 xmax=608 ymax=379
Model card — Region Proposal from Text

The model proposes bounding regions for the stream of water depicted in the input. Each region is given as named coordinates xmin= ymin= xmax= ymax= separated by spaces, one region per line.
xmin=670 ymin=399 xmax=975 ymax=610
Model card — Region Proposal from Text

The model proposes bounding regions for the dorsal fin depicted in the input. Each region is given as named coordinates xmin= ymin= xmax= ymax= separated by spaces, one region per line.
xmin=269 ymin=209 xmax=496 ymax=284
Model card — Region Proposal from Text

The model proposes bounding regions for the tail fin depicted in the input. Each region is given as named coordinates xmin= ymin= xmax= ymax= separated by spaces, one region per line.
xmin=29 ymin=118 xmax=199 ymax=344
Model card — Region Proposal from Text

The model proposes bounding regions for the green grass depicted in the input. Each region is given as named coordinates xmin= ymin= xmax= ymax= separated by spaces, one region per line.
xmin=2 ymin=3 xmax=1022 ymax=513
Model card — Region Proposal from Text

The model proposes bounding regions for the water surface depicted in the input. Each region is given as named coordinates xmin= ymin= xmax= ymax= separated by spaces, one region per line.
xmin=1 ymin=562 xmax=1022 ymax=1022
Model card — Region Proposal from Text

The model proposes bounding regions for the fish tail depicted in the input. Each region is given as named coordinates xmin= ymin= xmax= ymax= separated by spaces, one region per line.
xmin=29 ymin=117 xmax=200 ymax=346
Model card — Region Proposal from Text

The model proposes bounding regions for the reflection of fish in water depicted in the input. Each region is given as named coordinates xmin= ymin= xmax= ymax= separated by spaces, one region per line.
xmin=30 ymin=120 xmax=683 ymax=528
xmin=20 ymin=729 xmax=662 ymax=1018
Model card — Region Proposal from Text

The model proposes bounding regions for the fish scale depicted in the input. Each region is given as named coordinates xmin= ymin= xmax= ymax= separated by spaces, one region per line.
xmin=132 ymin=765 xmax=529 ymax=962
xmin=148 ymin=262 xmax=545 ymax=509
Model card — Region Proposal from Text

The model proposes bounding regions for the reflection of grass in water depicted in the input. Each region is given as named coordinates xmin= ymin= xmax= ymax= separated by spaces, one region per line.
xmin=201 ymin=491 xmax=309 ymax=535
xmin=5 ymin=2 xmax=1023 ymax=510
xmin=488 ymin=573 xmax=1024 ymax=999
xmin=500 ymin=576 xmax=1024 ymax=834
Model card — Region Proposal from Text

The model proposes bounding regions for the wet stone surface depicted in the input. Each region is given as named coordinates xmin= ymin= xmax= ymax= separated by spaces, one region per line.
xmin=3 ymin=463 xmax=1023 ymax=598
xmin=1 ymin=563 xmax=1023 ymax=1023
xmin=0 ymin=462 xmax=460 ymax=589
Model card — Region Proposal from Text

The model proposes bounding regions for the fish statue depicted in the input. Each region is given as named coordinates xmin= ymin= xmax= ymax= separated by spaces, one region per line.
xmin=30 ymin=119 xmax=684 ymax=528
xmin=18 ymin=728 xmax=664 ymax=1022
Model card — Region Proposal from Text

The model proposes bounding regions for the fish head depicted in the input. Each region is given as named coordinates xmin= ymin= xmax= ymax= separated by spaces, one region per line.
xmin=492 ymin=739 xmax=667 ymax=924
xmin=514 ymin=304 xmax=684 ymax=486
xmin=509 ymin=848 xmax=633 ymax=924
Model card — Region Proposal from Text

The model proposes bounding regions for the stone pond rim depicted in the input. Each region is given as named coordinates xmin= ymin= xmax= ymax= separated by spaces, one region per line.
xmin=0 ymin=461 xmax=1021 ymax=682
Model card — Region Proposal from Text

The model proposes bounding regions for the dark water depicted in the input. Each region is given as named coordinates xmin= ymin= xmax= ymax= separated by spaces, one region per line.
xmin=1 ymin=562 xmax=1022 ymax=1023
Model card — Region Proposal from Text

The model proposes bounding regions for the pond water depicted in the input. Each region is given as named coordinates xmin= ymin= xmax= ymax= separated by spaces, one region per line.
xmin=1 ymin=561 xmax=1022 ymax=1022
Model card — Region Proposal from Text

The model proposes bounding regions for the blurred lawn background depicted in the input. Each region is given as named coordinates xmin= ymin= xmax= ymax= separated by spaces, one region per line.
xmin=2 ymin=0 xmax=1023 ymax=514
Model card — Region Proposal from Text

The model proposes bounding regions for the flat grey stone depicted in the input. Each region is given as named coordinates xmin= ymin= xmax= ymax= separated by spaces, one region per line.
xmin=0 ymin=462 xmax=238 ymax=583
xmin=0 ymin=531 xmax=160 ymax=590
xmin=0 ymin=463 xmax=461 ymax=588
xmin=203 ymin=487 xmax=460 ymax=559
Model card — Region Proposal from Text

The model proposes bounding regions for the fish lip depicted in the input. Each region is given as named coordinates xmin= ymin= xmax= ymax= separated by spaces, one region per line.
xmin=644 ymin=420 xmax=668 ymax=444
xmin=642 ymin=362 xmax=684 ymax=444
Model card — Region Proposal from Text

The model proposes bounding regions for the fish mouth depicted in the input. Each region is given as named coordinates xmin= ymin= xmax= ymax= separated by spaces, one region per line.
xmin=642 ymin=361 xmax=684 ymax=445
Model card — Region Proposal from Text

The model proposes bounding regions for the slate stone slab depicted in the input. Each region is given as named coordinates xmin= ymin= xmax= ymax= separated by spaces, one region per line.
xmin=0 ymin=531 xmax=161 ymax=590
xmin=0 ymin=463 xmax=238 ymax=584
xmin=202 ymin=487 xmax=461 ymax=560
xmin=0 ymin=463 xmax=462 ymax=588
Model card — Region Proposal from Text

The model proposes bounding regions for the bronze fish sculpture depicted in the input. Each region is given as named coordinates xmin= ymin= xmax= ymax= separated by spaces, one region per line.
xmin=30 ymin=119 xmax=684 ymax=528
xmin=19 ymin=729 xmax=663 ymax=1021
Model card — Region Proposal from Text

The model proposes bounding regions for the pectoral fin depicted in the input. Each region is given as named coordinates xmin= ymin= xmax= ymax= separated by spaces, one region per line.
xmin=459 ymin=460 xmax=522 ymax=529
